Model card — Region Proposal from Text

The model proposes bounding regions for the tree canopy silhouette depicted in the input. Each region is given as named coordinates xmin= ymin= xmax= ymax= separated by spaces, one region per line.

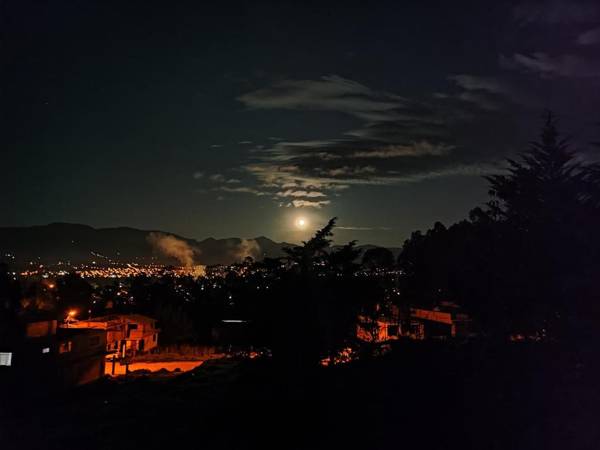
xmin=398 ymin=112 xmax=600 ymax=339
xmin=485 ymin=112 xmax=593 ymax=229
xmin=254 ymin=218 xmax=382 ymax=369
xmin=362 ymin=247 xmax=395 ymax=270
xmin=284 ymin=217 xmax=337 ymax=273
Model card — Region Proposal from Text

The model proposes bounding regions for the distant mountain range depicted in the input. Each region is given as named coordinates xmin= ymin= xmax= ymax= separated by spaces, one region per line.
xmin=0 ymin=223 xmax=399 ymax=267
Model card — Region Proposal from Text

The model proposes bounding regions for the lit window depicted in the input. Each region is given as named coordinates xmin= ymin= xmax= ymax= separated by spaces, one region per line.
xmin=42 ymin=347 xmax=50 ymax=354
xmin=59 ymin=341 xmax=72 ymax=354
xmin=0 ymin=352 xmax=12 ymax=366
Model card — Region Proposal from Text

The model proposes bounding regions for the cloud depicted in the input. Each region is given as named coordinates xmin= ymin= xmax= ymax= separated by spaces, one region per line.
xmin=209 ymin=173 xmax=226 ymax=182
xmin=147 ymin=233 xmax=198 ymax=267
xmin=210 ymin=144 xmax=223 ymax=148
xmin=209 ymin=174 xmax=242 ymax=184
xmin=501 ymin=52 xmax=600 ymax=77
xmin=243 ymin=133 xmax=500 ymax=191
xmin=290 ymin=199 xmax=331 ymax=208
xmin=337 ymin=226 xmax=393 ymax=231
xmin=238 ymin=75 xmax=407 ymax=121
xmin=238 ymin=140 xmax=253 ymax=144
xmin=193 ymin=171 xmax=204 ymax=179
xmin=323 ymin=166 xmax=376 ymax=177
xmin=351 ymin=141 xmax=453 ymax=159
xmin=213 ymin=186 xmax=268 ymax=196
xmin=276 ymin=190 xmax=326 ymax=198
xmin=234 ymin=75 xmax=521 ymax=207
xmin=444 ymin=74 xmax=539 ymax=109
xmin=385 ymin=162 xmax=502 ymax=183
xmin=449 ymin=75 xmax=512 ymax=95
xmin=577 ymin=27 xmax=600 ymax=45
xmin=513 ymin=1 xmax=599 ymax=24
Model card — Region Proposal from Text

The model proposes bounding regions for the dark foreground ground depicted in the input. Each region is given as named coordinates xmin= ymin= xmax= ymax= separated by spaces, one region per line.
xmin=2 ymin=340 xmax=599 ymax=450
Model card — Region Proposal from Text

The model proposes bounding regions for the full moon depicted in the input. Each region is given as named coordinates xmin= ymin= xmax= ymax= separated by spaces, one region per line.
xmin=295 ymin=217 xmax=308 ymax=230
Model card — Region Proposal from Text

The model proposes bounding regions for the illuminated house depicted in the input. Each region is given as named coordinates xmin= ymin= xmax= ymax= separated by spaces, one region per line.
xmin=64 ymin=314 xmax=159 ymax=358
xmin=409 ymin=302 xmax=471 ymax=339
xmin=0 ymin=314 xmax=107 ymax=388
xmin=0 ymin=315 xmax=58 ymax=386
xmin=357 ymin=315 xmax=401 ymax=343
xmin=357 ymin=302 xmax=471 ymax=342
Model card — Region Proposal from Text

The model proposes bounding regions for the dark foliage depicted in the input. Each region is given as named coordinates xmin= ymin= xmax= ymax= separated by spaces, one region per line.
xmin=258 ymin=218 xmax=381 ymax=369
xmin=0 ymin=263 xmax=21 ymax=321
xmin=398 ymin=113 xmax=600 ymax=339
xmin=361 ymin=246 xmax=395 ymax=270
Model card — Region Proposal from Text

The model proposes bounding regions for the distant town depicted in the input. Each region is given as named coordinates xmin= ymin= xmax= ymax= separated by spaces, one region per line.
xmin=2 ymin=236 xmax=476 ymax=390
xmin=16 ymin=260 xmax=206 ymax=280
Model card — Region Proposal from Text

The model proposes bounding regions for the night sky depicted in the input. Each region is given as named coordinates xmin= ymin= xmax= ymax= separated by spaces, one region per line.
xmin=4 ymin=0 xmax=600 ymax=246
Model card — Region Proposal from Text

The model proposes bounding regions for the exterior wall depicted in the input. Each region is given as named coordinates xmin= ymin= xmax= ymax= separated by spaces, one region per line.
xmin=64 ymin=314 xmax=158 ymax=357
xmin=126 ymin=316 xmax=158 ymax=353
xmin=2 ymin=320 xmax=58 ymax=373
xmin=409 ymin=320 xmax=425 ymax=340
xmin=356 ymin=305 xmax=471 ymax=342
xmin=106 ymin=329 xmax=126 ymax=352
xmin=25 ymin=320 xmax=57 ymax=338
xmin=411 ymin=308 xmax=471 ymax=339
xmin=357 ymin=317 xmax=401 ymax=343
xmin=57 ymin=329 xmax=107 ymax=387
xmin=411 ymin=308 xmax=453 ymax=325
xmin=1 ymin=319 xmax=108 ymax=389
xmin=59 ymin=354 xmax=105 ymax=387
xmin=421 ymin=320 xmax=453 ymax=339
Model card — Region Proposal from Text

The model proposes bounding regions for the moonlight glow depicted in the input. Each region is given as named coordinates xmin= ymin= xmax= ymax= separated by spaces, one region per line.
xmin=295 ymin=217 xmax=308 ymax=230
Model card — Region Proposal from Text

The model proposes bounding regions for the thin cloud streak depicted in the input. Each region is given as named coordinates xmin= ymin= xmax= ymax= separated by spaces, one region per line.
xmin=234 ymin=74 xmax=525 ymax=208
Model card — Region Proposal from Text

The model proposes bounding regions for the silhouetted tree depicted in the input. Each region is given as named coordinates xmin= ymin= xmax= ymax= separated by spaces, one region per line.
xmin=362 ymin=247 xmax=395 ymax=270
xmin=483 ymin=113 xmax=600 ymax=337
xmin=284 ymin=217 xmax=337 ymax=273
xmin=55 ymin=272 xmax=93 ymax=319
xmin=328 ymin=240 xmax=361 ymax=274
xmin=486 ymin=113 xmax=590 ymax=226
xmin=398 ymin=113 xmax=600 ymax=339
xmin=20 ymin=281 xmax=57 ymax=312
xmin=0 ymin=263 xmax=21 ymax=321
xmin=255 ymin=218 xmax=383 ymax=369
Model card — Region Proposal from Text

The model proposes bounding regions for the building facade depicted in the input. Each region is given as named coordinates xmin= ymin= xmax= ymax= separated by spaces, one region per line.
xmin=64 ymin=314 xmax=159 ymax=358
xmin=0 ymin=315 xmax=107 ymax=389
xmin=357 ymin=302 xmax=471 ymax=343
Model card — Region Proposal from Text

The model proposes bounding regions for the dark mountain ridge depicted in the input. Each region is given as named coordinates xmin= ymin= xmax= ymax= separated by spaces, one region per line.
xmin=0 ymin=223 xmax=400 ymax=267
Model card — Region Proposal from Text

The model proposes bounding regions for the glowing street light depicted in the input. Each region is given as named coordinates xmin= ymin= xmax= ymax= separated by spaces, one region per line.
xmin=65 ymin=309 xmax=78 ymax=327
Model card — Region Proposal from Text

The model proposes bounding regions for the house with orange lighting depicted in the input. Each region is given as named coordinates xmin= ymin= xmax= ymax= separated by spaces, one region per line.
xmin=357 ymin=313 xmax=401 ymax=343
xmin=409 ymin=302 xmax=471 ymax=339
xmin=63 ymin=314 xmax=159 ymax=358
xmin=357 ymin=302 xmax=471 ymax=343
xmin=1 ymin=313 xmax=107 ymax=388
